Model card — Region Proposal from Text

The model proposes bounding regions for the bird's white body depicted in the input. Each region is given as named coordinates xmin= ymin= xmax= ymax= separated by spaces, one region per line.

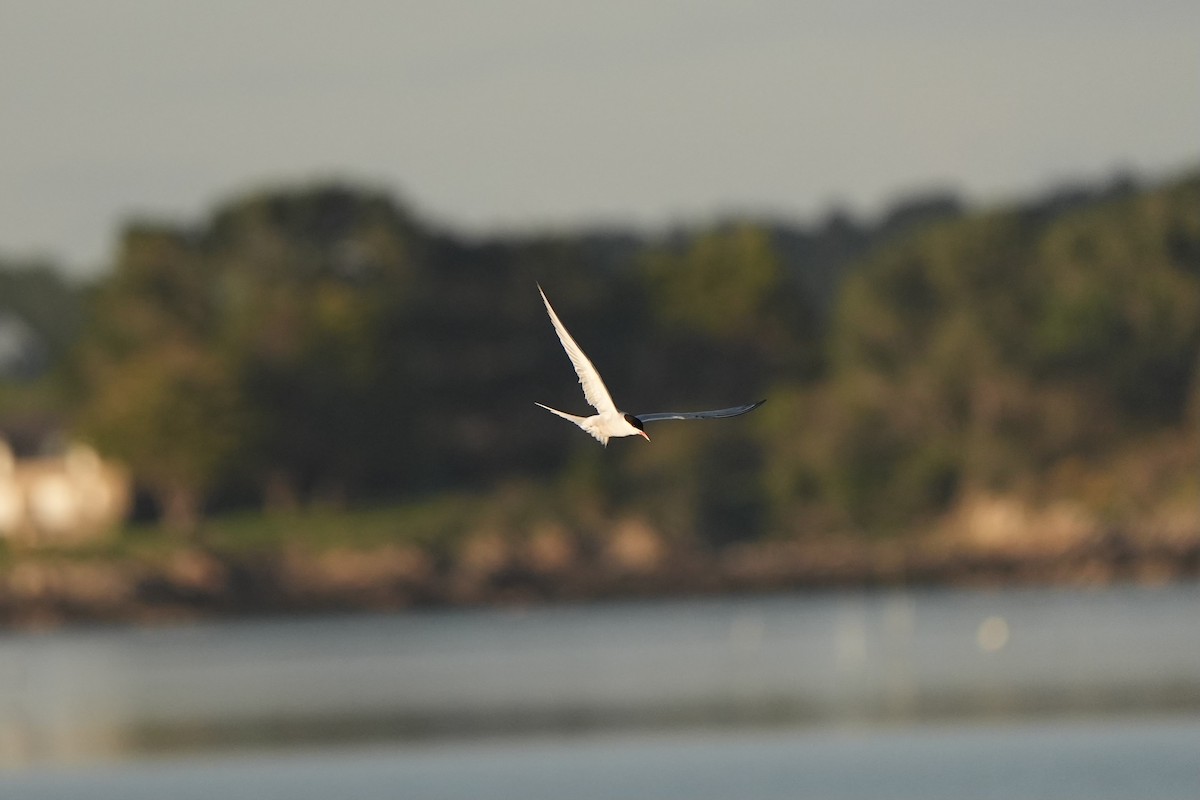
xmin=534 ymin=403 xmax=644 ymax=447
xmin=534 ymin=286 xmax=648 ymax=446
xmin=535 ymin=284 xmax=765 ymax=446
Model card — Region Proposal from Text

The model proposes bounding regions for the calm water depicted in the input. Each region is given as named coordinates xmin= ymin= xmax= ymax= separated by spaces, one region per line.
xmin=2 ymin=583 xmax=1199 ymax=798
xmin=7 ymin=717 xmax=1200 ymax=800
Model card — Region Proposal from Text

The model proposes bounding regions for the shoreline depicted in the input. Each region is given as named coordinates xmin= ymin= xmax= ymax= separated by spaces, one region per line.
xmin=2 ymin=530 xmax=1198 ymax=629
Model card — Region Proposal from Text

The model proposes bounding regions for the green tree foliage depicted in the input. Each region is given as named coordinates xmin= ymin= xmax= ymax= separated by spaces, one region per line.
xmin=0 ymin=259 xmax=83 ymax=368
xmin=641 ymin=224 xmax=820 ymax=384
xmin=206 ymin=186 xmax=428 ymax=505
xmin=0 ymin=261 xmax=84 ymax=440
xmin=79 ymin=341 xmax=244 ymax=531
xmin=802 ymin=173 xmax=1200 ymax=528
xmin=51 ymin=168 xmax=1200 ymax=545
xmin=74 ymin=227 xmax=245 ymax=531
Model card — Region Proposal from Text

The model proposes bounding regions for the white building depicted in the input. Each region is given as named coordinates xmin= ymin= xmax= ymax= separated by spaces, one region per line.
xmin=0 ymin=440 xmax=131 ymax=546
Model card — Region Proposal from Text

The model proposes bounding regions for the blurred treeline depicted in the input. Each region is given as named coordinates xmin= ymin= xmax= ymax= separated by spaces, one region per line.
xmin=1 ymin=169 xmax=1198 ymax=547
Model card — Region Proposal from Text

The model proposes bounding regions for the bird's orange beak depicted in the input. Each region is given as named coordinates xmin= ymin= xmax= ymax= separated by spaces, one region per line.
xmin=640 ymin=430 xmax=651 ymax=442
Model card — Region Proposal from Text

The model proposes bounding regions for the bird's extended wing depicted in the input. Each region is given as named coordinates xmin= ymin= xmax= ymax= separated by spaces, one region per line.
xmin=538 ymin=285 xmax=618 ymax=415
xmin=633 ymin=399 xmax=766 ymax=424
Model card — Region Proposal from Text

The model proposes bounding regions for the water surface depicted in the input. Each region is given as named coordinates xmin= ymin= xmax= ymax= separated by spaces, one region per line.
xmin=2 ymin=582 xmax=1198 ymax=797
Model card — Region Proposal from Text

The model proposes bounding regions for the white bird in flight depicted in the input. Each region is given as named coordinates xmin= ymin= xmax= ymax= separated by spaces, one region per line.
xmin=535 ymin=285 xmax=765 ymax=446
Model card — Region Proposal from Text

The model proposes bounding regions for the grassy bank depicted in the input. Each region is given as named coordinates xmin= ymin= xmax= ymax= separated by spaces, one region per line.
xmin=2 ymin=489 xmax=1199 ymax=630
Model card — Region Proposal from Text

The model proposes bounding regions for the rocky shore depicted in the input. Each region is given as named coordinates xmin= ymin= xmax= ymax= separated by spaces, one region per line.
xmin=2 ymin=523 xmax=1198 ymax=629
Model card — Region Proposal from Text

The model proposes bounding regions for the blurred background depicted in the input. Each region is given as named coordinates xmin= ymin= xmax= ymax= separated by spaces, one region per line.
xmin=1 ymin=2 xmax=1199 ymax=798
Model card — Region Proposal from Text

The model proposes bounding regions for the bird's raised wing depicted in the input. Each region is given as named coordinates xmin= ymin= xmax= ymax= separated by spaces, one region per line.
xmin=538 ymin=285 xmax=618 ymax=415
xmin=633 ymin=399 xmax=766 ymax=424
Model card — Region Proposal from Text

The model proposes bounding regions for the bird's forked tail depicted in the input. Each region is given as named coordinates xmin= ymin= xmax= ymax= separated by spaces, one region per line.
xmin=534 ymin=403 xmax=607 ymax=445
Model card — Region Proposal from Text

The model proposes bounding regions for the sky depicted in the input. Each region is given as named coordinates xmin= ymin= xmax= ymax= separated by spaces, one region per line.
xmin=2 ymin=0 xmax=1197 ymax=278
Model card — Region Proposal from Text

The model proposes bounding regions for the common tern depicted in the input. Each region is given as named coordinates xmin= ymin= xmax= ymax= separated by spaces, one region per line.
xmin=535 ymin=285 xmax=765 ymax=446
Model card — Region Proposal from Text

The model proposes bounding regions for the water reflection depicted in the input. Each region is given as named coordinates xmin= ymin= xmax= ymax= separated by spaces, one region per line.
xmin=1 ymin=583 xmax=1198 ymax=765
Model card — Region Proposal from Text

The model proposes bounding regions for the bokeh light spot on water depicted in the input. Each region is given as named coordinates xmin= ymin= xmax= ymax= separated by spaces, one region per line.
xmin=977 ymin=615 xmax=1010 ymax=652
